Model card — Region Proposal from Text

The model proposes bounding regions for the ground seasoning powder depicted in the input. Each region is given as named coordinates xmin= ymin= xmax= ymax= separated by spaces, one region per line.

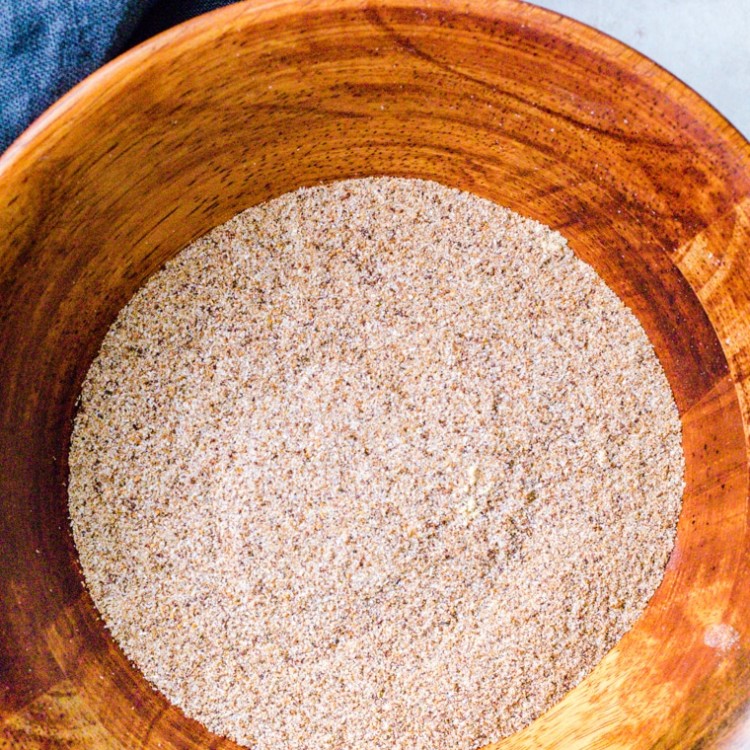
xmin=69 ymin=177 xmax=684 ymax=750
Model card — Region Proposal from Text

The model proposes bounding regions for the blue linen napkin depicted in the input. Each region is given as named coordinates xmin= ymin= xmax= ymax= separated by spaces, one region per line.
xmin=0 ymin=0 xmax=234 ymax=153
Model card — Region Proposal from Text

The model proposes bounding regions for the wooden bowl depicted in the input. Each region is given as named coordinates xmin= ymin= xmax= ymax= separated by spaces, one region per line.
xmin=2 ymin=1 xmax=750 ymax=747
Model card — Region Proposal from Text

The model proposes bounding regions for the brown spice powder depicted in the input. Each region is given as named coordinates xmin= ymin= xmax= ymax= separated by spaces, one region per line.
xmin=68 ymin=177 xmax=684 ymax=750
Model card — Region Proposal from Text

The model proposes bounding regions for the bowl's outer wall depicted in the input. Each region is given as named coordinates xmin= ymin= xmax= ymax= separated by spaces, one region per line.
xmin=1 ymin=1 xmax=750 ymax=748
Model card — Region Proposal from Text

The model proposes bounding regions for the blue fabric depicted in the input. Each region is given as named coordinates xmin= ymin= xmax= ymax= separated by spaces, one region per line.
xmin=130 ymin=1 xmax=234 ymax=46
xmin=0 ymin=1 xmax=234 ymax=154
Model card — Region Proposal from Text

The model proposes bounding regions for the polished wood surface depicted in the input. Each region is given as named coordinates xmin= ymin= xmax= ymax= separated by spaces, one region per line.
xmin=1 ymin=1 xmax=749 ymax=747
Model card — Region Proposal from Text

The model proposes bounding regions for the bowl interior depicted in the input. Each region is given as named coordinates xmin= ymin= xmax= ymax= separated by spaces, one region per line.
xmin=1 ymin=1 xmax=750 ymax=748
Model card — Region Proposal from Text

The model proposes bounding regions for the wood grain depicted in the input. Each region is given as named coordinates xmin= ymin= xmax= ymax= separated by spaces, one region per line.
xmin=1 ymin=0 xmax=749 ymax=747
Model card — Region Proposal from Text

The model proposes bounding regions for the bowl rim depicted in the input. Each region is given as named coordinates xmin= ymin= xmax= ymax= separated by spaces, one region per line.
xmin=1 ymin=0 xmax=749 ymax=180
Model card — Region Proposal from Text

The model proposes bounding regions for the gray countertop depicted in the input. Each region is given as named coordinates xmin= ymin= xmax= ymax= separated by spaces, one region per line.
xmin=535 ymin=0 xmax=750 ymax=140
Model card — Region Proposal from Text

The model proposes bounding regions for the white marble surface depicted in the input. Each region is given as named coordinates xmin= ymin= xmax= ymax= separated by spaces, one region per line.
xmin=534 ymin=0 xmax=750 ymax=139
